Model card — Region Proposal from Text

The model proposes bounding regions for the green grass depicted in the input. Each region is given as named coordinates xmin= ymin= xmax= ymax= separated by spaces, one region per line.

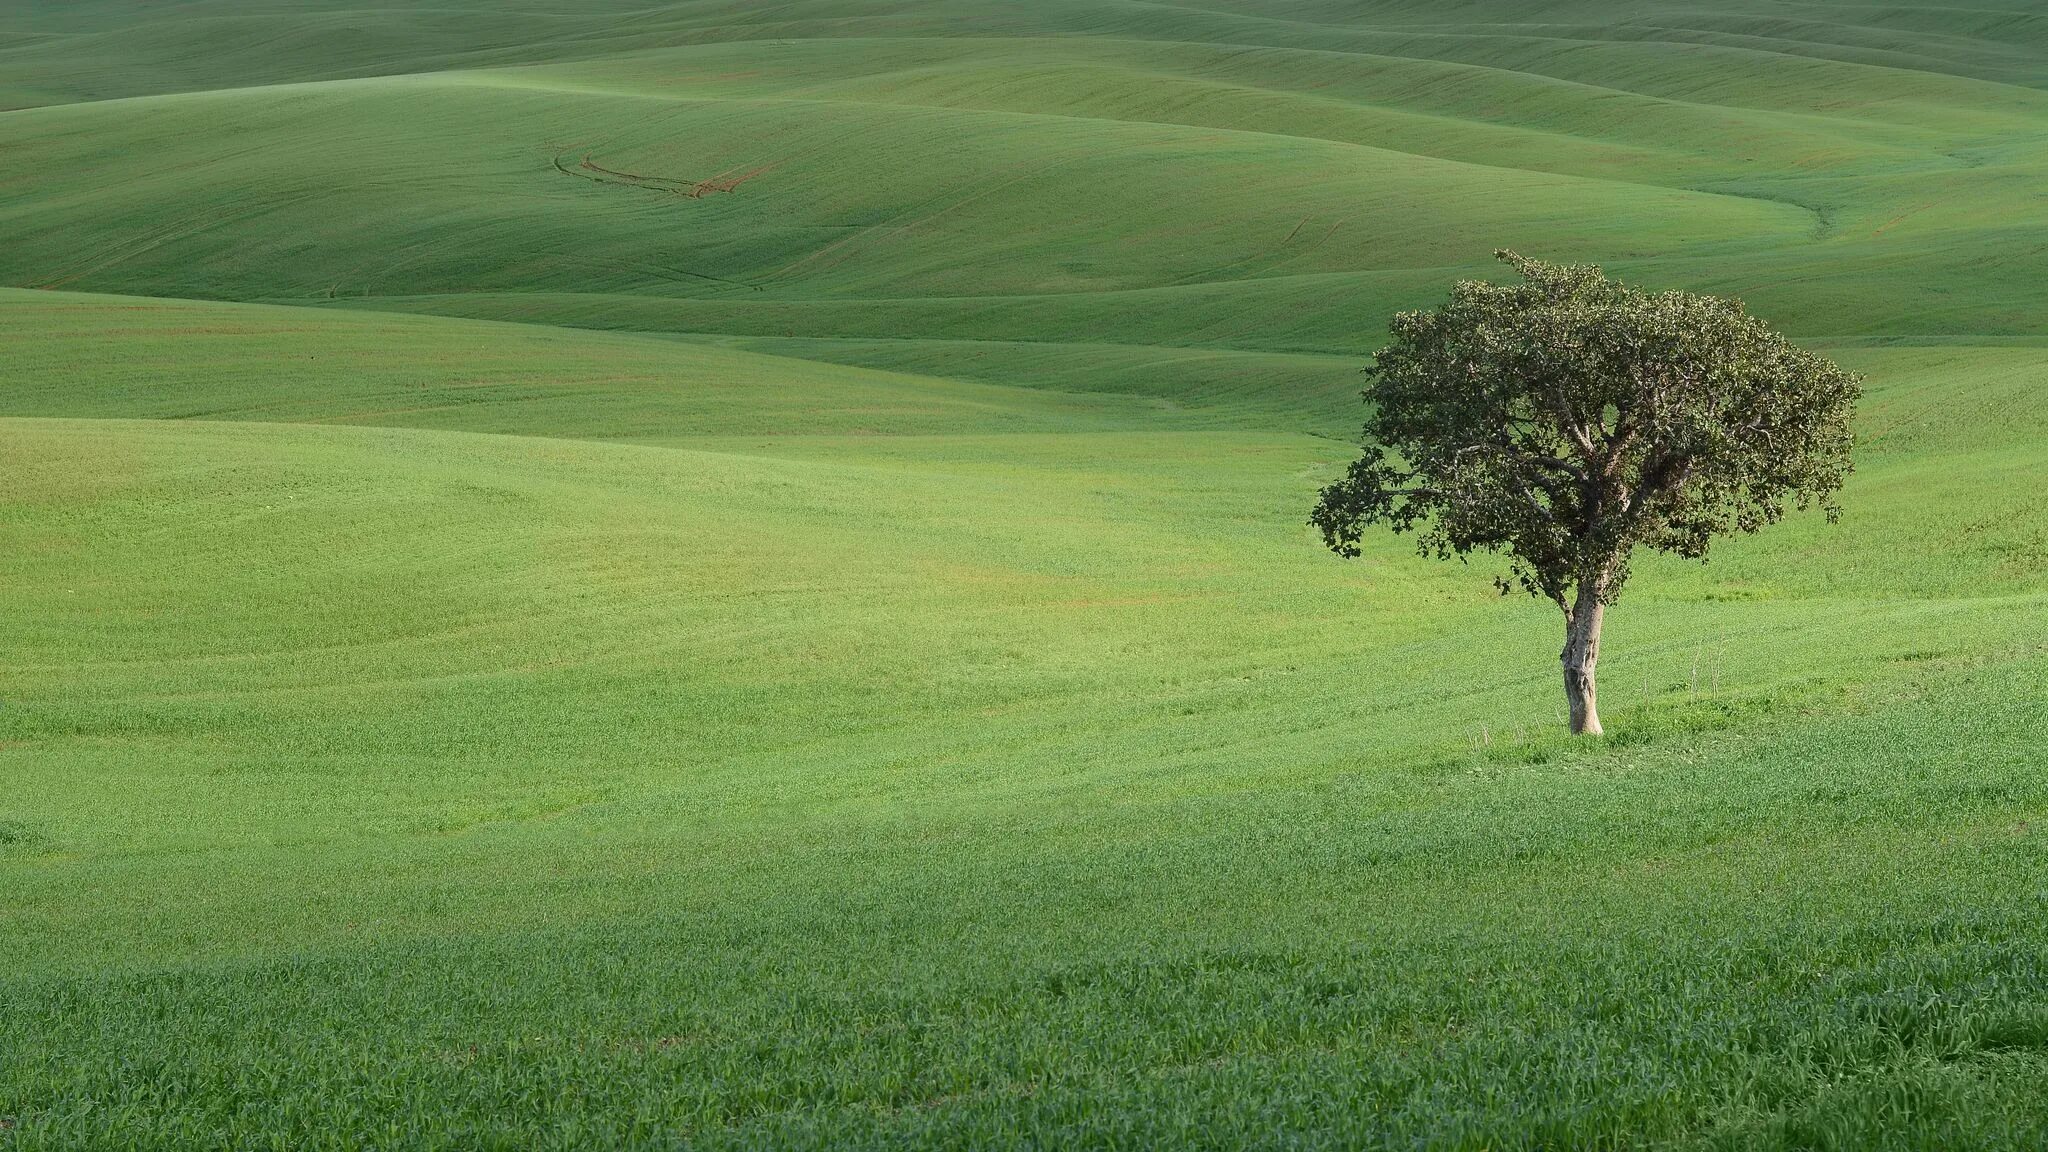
xmin=3 ymin=3 xmax=2047 ymax=1148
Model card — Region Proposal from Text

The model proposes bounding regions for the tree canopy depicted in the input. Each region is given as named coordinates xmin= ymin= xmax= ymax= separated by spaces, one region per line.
xmin=1313 ymin=251 xmax=1859 ymax=609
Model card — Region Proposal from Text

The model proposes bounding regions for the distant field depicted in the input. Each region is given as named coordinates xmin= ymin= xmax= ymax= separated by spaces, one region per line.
xmin=3 ymin=3 xmax=2047 ymax=1148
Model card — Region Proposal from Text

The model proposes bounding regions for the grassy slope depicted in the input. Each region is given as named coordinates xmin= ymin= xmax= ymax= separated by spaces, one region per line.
xmin=3 ymin=2 xmax=2048 ymax=1148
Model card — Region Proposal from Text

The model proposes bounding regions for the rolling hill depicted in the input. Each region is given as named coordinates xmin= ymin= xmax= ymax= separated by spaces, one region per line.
xmin=3 ymin=3 xmax=2046 ymax=1148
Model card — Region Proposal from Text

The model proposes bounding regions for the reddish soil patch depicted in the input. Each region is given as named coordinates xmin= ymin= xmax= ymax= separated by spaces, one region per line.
xmin=563 ymin=151 xmax=778 ymax=198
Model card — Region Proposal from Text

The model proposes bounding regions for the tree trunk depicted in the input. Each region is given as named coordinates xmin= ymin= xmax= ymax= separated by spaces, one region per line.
xmin=1561 ymin=587 xmax=1605 ymax=736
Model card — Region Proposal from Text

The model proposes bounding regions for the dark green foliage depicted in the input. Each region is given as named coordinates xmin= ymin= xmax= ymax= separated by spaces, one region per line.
xmin=1315 ymin=253 xmax=1860 ymax=609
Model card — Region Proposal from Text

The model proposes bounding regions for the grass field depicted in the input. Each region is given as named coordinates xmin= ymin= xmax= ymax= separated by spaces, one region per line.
xmin=3 ymin=3 xmax=2047 ymax=1148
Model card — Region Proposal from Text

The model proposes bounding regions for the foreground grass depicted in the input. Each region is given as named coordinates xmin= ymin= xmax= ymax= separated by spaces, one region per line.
xmin=3 ymin=347 xmax=2045 ymax=1147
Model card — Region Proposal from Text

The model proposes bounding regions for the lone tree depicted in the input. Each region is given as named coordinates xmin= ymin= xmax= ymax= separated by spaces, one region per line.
xmin=1312 ymin=253 xmax=1858 ymax=735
